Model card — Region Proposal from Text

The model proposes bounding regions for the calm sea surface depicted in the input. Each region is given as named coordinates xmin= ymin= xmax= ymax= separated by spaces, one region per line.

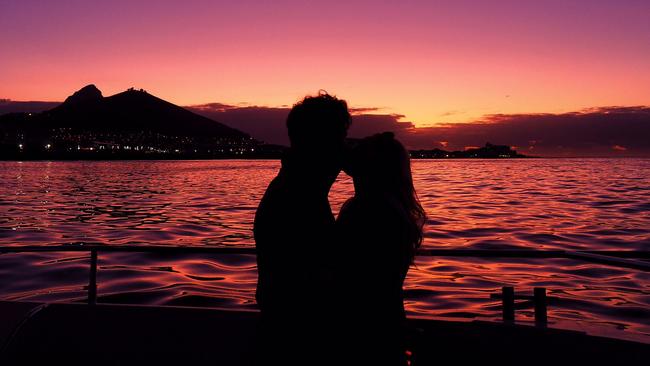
xmin=1 ymin=159 xmax=649 ymax=342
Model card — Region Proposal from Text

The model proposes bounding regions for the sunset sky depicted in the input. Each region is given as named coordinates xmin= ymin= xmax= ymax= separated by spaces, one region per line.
xmin=2 ymin=0 xmax=649 ymax=127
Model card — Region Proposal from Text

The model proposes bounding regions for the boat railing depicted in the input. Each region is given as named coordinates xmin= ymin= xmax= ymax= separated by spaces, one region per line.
xmin=1 ymin=244 xmax=649 ymax=326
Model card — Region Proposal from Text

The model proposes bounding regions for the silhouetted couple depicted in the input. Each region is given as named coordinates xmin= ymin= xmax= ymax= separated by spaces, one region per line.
xmin=254 ymin=93 xmax=426 ymax=366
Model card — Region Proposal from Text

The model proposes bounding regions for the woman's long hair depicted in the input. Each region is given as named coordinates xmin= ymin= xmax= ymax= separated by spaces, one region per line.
xmin=351 ymin=132 xmax=427 ymax=264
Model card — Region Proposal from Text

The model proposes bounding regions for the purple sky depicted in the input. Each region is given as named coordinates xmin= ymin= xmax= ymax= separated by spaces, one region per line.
xmin=2 ymin=0 xmax=649 ymax=126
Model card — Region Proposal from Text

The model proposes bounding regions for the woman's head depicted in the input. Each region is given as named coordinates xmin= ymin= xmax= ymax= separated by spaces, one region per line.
xmin=344 ymin=132 xmax=426 ymax=261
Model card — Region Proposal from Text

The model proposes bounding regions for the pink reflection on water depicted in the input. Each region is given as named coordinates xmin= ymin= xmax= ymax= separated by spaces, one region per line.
xmin=0 ymin=159 xmax=649 ymax=342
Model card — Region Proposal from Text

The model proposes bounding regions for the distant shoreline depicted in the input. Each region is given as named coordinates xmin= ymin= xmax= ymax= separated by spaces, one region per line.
xmin=0 ymin=152 xmax=281 ymax=161
xmin=0 ymin=143 xmax=536 ymax=160
xmin=0 ymin=156 xmax=534 ymax=161
xmin=5 ymin=155 xmax=649 ymax=162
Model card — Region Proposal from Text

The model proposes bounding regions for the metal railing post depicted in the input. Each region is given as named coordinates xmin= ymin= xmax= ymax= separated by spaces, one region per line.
xmin=502 ymin=286 xmax=515 ymax=324
xmin=534 ymin=287 xmax=547 ymax=328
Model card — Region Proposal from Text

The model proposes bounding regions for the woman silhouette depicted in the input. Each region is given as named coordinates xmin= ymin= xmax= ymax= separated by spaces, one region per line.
xmin=336 ymin=132 xmax=426 ymax=365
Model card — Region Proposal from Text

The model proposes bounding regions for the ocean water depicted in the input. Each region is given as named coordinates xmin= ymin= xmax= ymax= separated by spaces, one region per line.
xmin=0 ymin=159 xmax=649 ymax=342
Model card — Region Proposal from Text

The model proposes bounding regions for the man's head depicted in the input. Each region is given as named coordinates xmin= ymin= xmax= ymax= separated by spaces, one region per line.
xmin=285 ymin=92 xmax=351 ymax=184
xmin=287 ymin=92 xmax=351 ymax=151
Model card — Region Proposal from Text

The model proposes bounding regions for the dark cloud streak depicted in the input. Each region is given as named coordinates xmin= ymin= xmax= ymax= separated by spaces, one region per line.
xmin=421 ymin=106 xmax=650 ymax=156
xmin=188 ymin=103 xmax=650 ymax=156
xmin=187 ymin=104 xmax=416 ymax=146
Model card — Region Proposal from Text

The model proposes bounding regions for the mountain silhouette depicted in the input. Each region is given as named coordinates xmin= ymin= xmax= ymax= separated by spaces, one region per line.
xmin=0 ymin=85 xmax=261 ymax=159
xmin=30 ymin=85 xmax=249 ymax=138
xmin=62 ymin=84 xmax=103 ymax=105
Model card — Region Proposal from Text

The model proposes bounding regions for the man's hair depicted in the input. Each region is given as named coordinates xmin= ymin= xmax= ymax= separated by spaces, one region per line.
xmin=286 ymin=92 xmax=351 ymax=148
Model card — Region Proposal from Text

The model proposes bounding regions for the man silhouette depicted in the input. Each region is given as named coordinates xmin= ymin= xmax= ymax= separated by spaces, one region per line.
xmin=254 ymin=93 xmax=350 ymax=364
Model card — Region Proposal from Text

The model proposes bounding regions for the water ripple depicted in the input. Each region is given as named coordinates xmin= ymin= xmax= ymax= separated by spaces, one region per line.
xmin=0 ymin=159 xmax=649 ymax=343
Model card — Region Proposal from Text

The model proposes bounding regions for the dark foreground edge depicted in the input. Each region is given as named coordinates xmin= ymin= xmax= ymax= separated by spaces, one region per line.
xmin=0 ymin=301 xmax=648 ymax=366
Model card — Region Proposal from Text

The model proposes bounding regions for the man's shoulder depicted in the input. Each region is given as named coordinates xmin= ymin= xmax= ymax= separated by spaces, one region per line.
xmin=254 ymin=174 xmax=290 ymax=226
xmin=258 ymin=174 xmax=290 ymax=206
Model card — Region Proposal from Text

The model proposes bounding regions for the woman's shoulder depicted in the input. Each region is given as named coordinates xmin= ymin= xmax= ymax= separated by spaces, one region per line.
xmin=337 ymin=196 xmax=411 ymax=269
xmin=338 ymin=196 xmax=376 ymax=218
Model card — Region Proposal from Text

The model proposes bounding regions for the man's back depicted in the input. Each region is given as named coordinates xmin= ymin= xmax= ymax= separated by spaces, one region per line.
xmin=253 ymin=160 xmax=340 ymax=365
xmin=254 ymin=163 xmax=336 ymax=316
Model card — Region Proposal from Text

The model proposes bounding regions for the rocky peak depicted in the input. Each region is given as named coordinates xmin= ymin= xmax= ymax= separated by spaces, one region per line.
xmin=63 ymin=84 xmax=103 ymax=105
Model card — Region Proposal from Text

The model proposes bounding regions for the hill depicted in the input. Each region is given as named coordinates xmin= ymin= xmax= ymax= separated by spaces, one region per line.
xmin=0 ymin=85 xmax=264 ymax=159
